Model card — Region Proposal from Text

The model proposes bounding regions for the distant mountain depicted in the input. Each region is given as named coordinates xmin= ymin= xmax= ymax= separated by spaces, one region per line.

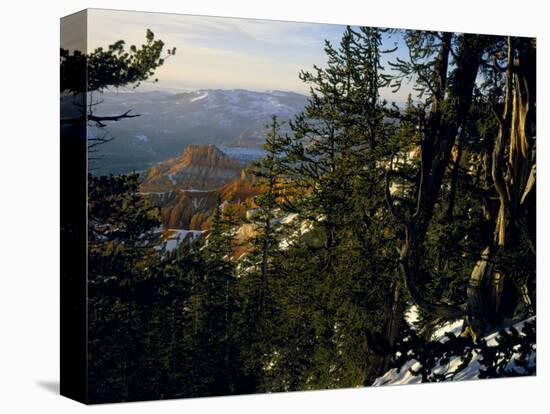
xmin=87 ymin=89 xmax=307 ymax=175
xmin=140 ymin=144 xmax=242 ymax=192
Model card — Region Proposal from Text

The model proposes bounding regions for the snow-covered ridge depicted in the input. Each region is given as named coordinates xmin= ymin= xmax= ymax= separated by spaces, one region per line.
xmin=88 ymin=89 xmax=308 ymax=175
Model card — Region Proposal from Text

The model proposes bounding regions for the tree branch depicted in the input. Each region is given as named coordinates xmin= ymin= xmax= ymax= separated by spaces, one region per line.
xmin=61 ymin=109 xmax=140 ymax=127
xmin=385 ymin=158 xmax=411 ymax=227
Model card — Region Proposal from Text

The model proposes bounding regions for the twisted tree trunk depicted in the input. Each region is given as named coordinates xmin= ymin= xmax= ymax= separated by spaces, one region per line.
xmin=464 ymin=36 xmax=536 ymax=338
xmin=389 ymin=35 xmax=535 ymax=339
xmin=394 ymin=34 xmax=485 ymax=320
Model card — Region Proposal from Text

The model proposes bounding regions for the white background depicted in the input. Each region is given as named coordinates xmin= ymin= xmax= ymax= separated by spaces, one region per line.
xmin=0 ymin=0 xmax=547 ymax=412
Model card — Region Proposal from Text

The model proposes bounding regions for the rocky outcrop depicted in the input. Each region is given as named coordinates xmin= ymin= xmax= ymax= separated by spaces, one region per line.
xmin=145 ymin=178 xmax=260 ymax=230
xmin=140 ymin=144 xmax=242 ymax=192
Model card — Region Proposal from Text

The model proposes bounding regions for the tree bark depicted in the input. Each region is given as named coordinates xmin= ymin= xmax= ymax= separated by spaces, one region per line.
xmin=396 ymin=34 xmax=485 ymax=320
xmin=463 ymin=37 xmax=536 ymax=338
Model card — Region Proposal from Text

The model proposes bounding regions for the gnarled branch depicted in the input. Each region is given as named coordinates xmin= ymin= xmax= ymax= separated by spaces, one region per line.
xmin=61 ymin=109 xmax=140 ymax=127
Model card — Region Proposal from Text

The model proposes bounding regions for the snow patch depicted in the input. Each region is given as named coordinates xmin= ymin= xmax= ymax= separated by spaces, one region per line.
xmin=373 ymin=316 xmax=536 ymax=386
xmin=190 ymin=91 xmax=209 ymax=103
xmin=180 ymin=188 xmax=213 ymax=193
xmin=162 ymin=229 xmax=205 ymax=252
xmin=278 ymin=214 xmax=314 ymax=250
xmin=192 ymin=197 xmax=205 ymax=209
xmin=431 ymin=319 xmax=464 ymax=342
xmin=168 ymin=173 xmax=177 ymax=185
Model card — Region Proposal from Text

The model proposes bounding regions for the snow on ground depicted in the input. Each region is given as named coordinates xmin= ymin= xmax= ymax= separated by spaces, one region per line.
xmin=192 ymin=197 xmax=206 ymax=209
xmin=168 ymin=173 xmax=177 ymax=185
xmin=190 ymin=91 xmax=209 ymax=103
xmin=158 ymin=229 xmax=205 ymax=252
xmin=405 ymin=305 xmax=420 ymax=328
xmin=431 ymin=318 xmax=464 ymax=342
xmin=278 ymin=214 xmax=314 ymax=250
xmin=373 ymin=315 xmax=536 ymax=386
xmin=138 ymin=191 xmax=172 ymax=196
xmin=180 ymin=188 xmax=213 ymax=193
xmin=280 ymin=213 xmax=299 ymax=225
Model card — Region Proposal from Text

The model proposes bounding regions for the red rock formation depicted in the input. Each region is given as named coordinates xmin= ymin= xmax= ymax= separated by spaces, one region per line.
xmin=140 ymin=144 xmax=242 ymax=192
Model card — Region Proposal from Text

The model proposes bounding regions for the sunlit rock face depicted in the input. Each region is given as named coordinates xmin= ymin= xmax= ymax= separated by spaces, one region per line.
xmin=141 ymin=144 xmax=243 ymax=192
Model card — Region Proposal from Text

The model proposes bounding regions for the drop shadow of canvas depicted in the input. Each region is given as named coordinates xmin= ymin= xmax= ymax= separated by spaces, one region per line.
xmin=36 ymin=381 xmax=59 ymax=395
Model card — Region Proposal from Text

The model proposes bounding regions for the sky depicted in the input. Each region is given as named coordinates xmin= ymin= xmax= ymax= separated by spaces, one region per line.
xmin=84 ymin=8 xmax=411 ymax=102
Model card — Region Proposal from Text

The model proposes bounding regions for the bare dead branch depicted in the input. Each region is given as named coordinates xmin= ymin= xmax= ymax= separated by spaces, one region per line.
xmin=61 ymin=109 xmax=140 ymax=127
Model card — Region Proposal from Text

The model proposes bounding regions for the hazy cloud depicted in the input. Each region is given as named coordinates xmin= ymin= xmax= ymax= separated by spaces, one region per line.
xmin=87 ymin=8 xmax=410 ymax=101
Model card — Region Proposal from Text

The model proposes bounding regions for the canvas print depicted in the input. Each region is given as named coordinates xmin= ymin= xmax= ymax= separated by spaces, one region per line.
xmin=60 ymin=8 xmax=536 ymax=404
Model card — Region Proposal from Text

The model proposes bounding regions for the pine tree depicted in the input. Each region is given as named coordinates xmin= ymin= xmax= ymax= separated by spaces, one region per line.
xmin=254 ymin=27 xmax=405 ymax=389
xmin=247 ymin=117 xmax=287 ymax=312
xmin=87 ymin=172 xmax=163 ymax=401
xmin=189 ymin=200 xmax=251 ymax=396
xmin=233 ymin=116 xmax=289 ymax=389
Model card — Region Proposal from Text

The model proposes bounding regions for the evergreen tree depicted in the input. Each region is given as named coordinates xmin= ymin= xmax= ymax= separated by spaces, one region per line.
xmin=87 ymin=172 xmax=163 ymax=401
xmin=255 ymin=27 xmax=405 ymax=388
xmin=189 ymin=200 xmax=251 ymax=396
xmin=235 ymin=117 xmax=289 ymax=389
